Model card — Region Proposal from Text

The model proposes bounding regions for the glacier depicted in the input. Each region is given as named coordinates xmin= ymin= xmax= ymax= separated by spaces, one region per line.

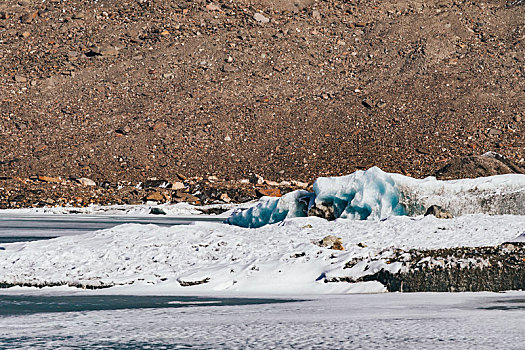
xmin=226 ymin=167 xmax=525 ymax=228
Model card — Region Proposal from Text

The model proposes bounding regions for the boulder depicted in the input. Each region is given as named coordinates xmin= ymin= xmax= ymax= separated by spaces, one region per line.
xmin=220 ymin=192 xmax=231 ymax=203
xmin=308 ymin=202 xmax=335 ymax=221
xmin=256 ymin=188 xmax=282 ymax=198
xmin=145 ymin=191 xmax=165 ymax=202
xmin=264 ymin=180 xmax=280 ymax=186
xmin=14 ymin=75 xmax=27 ymax=83
xmin=174 ymin=191 xmax=199 ymax=204
xmin=205 ymin=4 xmax=220 ymax=11
xmin=253 ymin=13 xmax=270 ymax=23
xmin=149 ymin=207 xmax=166 ymax=215
xmin=291 ymin=180 xmax=309 ymax=188
xmin=143 ymin=179 xmax=171 ymax=189
xmin=90 ymin=46 xmax=119 ymax=57
xmin=319 ymin=235 xmax=344 ymax=250
xmin=172 ymin=181 xmax=185 ymax=190
xmin=434 ymin=153 xmax=525 ymax=180
xmin=77 ymin=177 xmax=96 ymax=186
xmin=37 ymin=175 xmax=60 ymax=183
xmin=425 ymin=205 xmax=453 ymax=219
xmin=20 ymin=11 xmax=38 ymax=24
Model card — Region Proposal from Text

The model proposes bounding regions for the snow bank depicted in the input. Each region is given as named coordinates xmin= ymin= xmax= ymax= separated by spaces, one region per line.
xmin=227 ymin=167 xmax=525 ymax=228
xmin=1 ymin=215 xmax=524 ymax=295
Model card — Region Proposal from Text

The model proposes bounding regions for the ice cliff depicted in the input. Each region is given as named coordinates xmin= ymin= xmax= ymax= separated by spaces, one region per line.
xmin=226 ymin=167 xmax=525 ymax=228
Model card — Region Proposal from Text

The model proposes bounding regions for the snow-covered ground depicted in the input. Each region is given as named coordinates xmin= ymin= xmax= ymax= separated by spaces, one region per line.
xmin=1 ymin=291 xmax=524 ymax=349
xmin=2 ymin=171 xmax=524 ymax=350
xmin=1 ymin=168 xmax=524 ymax=295
xmin=1 ymin=214 xmax=524 ymax=295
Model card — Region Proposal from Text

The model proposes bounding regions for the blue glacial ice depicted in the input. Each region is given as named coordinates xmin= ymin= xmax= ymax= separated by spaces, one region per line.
xmin=226 ymin=166 xmax=525 ymax=228
xmin=313 ymin=167 xmax=406 ymax=220
xmin=226 ymin=190 xmax=315 ymax=228
xmin=226 ymin=167 xmax=406 ymax=228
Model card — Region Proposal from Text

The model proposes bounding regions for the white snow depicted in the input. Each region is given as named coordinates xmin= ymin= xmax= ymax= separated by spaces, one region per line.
xmin=1 ymin=214 xmax=524 ymax=295
xmin=227 ymin=167 xmax=525 ymax=227
xmin=0 ymin=202 xmax=238 ymax=217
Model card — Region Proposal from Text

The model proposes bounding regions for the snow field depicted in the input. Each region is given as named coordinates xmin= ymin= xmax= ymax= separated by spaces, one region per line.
xmin=1 ymin=214 xmax=524 ymax=295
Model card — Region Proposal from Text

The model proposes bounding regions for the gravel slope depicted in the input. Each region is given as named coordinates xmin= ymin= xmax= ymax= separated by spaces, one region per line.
xmin=0 ymin=0 xmax=523 ymax=183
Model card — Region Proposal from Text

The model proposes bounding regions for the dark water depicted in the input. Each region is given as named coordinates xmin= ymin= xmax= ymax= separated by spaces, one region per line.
xmin=0 ymin=236 xmax=55 ymax=243
xmin=0 ymin=295 xmax=296 ymax=316
xmin=480 ymin=298 xmax=525 ymax=310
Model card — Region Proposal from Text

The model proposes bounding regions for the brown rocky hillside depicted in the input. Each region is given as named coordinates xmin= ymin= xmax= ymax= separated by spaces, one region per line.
xmin=0 ymin=0 xmax=523 ymax=184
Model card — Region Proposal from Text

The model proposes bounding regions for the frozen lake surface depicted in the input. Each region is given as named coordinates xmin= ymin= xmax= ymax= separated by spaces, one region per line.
xmin=0 ymin=291 xmax=523 ymax=349
xmin=0 ymin=214 xmax=224 ymax=243
xmin=0 ymin=294 xmax=295 ymax=316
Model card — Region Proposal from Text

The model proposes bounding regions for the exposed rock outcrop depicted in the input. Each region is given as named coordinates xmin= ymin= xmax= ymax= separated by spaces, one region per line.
xmin=308 ymin=202 xmax=335 ymax=221
xmin=434 ymin=153 xmax=525 ymax=180
xmin=345 ymin=242 xmax=525 ymax=292
xmin=318 ymin=235 xmax=344 ymax=251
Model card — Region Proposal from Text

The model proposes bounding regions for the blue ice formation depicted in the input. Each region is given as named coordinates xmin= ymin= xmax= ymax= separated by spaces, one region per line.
xmin=226 ymin=190 xmax=315 ymax=228
xmin=313 ymin=166 xmax=406 ymax=220
xmin=226 ymin=167 xmax=407 ymax=228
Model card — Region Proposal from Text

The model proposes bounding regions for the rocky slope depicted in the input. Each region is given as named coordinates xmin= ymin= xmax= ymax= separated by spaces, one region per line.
xmin=0 ymin=0 xmax=523 ymax=200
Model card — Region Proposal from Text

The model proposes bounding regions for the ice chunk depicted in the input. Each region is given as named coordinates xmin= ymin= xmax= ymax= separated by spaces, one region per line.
xmin=227 ymin=167 xmax=405 ymax=227
xmin=227 ymin=166 xmax=525 ymax=228
xmin=393 ymin=173 xmax=525 ymax=216
xmin=313 ymin=167 xmax=406 ymax=220
xmin=226 ymin=190 xmax=314 ymax=228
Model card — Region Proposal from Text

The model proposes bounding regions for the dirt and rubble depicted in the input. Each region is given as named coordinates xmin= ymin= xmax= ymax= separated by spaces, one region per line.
xmin=0 ymin=0 xmax=524 ymax=205
xmin=0 ymin=173 xmax=314 ymax=209
xmin=1 ymin=153 xmax=524 ymax=209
